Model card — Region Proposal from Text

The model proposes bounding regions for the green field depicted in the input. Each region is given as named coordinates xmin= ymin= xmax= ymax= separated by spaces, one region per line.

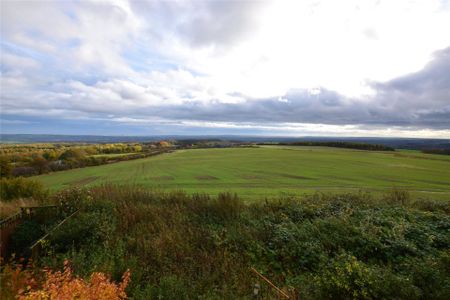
xmin=35 ymin=146 xmax=450 ymax=199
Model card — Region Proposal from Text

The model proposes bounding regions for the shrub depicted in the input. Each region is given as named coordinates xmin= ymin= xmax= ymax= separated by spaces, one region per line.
xmin=59 ymin=149 xmax=86 ymax=161
xmin=12 ymin=166 xmax=38 ymax=177
xmin=53 ymin=187 xmax=92 ymax=213
xmin=309 ymin=253 xmax=420 ymax=299
xmin=2 ymin=260 xmax=131 ymax=300
xmin=0 ymin=177 xmax=48 ymax=202
xmin=0 ymin=259 xmax=39 ymax=299
xmin=10 ymin=220 xmax=46 ymax=257
xmin=49 ymin=205 xmax=116 ymax=252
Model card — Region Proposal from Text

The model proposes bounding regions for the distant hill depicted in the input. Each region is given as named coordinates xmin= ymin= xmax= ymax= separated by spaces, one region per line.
xmin=1 ymin=134 xmax=449 ymax=150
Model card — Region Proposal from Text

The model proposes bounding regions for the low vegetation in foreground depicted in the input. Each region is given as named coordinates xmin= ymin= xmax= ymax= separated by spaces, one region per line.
xmin=3 ymin=186 xmax=449 ymax=299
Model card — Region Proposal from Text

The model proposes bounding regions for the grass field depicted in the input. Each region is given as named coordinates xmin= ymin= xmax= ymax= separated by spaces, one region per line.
xmin=35 ymin=146 xmax=450 ymax=199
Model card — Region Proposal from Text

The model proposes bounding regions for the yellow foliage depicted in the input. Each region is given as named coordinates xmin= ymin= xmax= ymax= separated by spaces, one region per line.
xmin=3 ymin=260 xmax=130 ymax=300
xmin=157 ymin=141 xmax=171 ymax=148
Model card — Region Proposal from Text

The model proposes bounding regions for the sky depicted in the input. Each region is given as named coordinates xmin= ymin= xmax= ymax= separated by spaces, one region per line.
xmin=1 ymin=0 xmax=450 ymax=138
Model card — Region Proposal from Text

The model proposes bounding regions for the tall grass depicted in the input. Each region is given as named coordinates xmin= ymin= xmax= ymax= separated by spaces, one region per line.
xmin=0 ymin=198 xmax=39 ymax=218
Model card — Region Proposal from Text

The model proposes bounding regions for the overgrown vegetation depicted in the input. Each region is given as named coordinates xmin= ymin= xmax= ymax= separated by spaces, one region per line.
xmin=5 ymin=186 xmax=448 ymax=299
xmin=0 ymin=177 xmax=48 ymax=202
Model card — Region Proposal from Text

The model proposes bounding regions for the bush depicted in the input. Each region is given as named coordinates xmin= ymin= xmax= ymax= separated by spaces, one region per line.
xmin=1 ymin=260 xmax=130 ymax=300
xmin=53 ymin=187 xmax=92 ymax=213
xmin=308 ymin=253 xmax=420 ymax=299
xmin=12 ymin=166 xmax=38 ymax=177
xmin=0 ymin=177 xmax=48 ymax=202
xmin=10 ymin=220 xmax=46 ymax=256
xmin=49 ymin=204 xmax=116 ymax=252
xmin=59 ymin=149 xmax=86 ymax=161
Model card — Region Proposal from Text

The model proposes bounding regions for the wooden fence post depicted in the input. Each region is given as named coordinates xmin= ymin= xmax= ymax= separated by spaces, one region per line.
xmin=250 ymin=267 xmax=290 ymax=299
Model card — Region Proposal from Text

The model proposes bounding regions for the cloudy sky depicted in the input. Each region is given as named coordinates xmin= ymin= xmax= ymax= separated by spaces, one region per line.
xmin=1 ymin=0 xmax=450 ymax=137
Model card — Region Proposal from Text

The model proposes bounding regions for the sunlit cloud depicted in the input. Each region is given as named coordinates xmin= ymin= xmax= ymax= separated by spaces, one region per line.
xmin=1 ymin=0 xmax=449 ymax=137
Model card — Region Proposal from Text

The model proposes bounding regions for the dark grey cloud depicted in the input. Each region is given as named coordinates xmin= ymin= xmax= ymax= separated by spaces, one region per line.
xmin=374 ymin=47 xmax=450 ymax=98
xmin=128 ymin=47 xmax=450 ymax=129
xmin=4 ymin=47 xmax=448 ymax=131
xmin=369 ymin=47 xmax=450 ymax=128
xmin=148 ymin=89 xmax=353 ymax=124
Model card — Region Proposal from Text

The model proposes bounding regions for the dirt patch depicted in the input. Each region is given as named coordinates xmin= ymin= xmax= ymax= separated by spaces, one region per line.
xmin=195 ymin=175 xmax=218 ymax=180
xmin=64 ymin=176 xmax=99 ymax=187
xmin=150 ymin=176 xmax=174 ymax=181
xmin=256 ymin=170 xmax=313 ymax=180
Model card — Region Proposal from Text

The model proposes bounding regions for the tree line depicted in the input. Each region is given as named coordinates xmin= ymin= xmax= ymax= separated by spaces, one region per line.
xmin=422 ymin=148 xmax=450 ymax=155
xmin=276 ymin=141 xmax=396 ymax=151
xmin=0 ymin=142 xmax=172 ymax=178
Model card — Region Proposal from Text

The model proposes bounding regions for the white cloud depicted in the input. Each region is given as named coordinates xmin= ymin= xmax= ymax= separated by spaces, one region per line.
xmin=1 ymin=0 xmax=449 ymax=137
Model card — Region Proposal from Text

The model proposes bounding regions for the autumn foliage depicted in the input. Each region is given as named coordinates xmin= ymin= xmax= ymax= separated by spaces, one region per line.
xmin=1 ymin=260 xmax=130 ymax=300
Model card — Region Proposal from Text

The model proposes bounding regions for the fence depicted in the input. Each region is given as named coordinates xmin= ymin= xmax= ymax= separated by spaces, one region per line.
xmin=0 ymin=206 xmax=58 ymax=260
xmin=29 ymin=209 xmax=79 ymax=260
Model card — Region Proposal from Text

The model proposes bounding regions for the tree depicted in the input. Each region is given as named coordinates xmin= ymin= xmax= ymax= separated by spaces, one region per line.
xmin=132 ymin=145 xmax=142 ymax=152
xmin=83 ymin=146 xmax=98 ymax=155
xmin=30 ymin=156 xmax=49 ymax=174
xmin=43 ymin=150 xmax=58 ymax=161
xmin=157 ymin=141 xmax=171 ymax=148
xmin=59 ymin=149 xmax=85 ymax=161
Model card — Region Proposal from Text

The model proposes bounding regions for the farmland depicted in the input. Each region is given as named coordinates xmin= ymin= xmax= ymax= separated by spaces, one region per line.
xmin=4 ymin=144 xmax=450 ymax=299
xmin=35 ymin=146 xmax=450 ymax=199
